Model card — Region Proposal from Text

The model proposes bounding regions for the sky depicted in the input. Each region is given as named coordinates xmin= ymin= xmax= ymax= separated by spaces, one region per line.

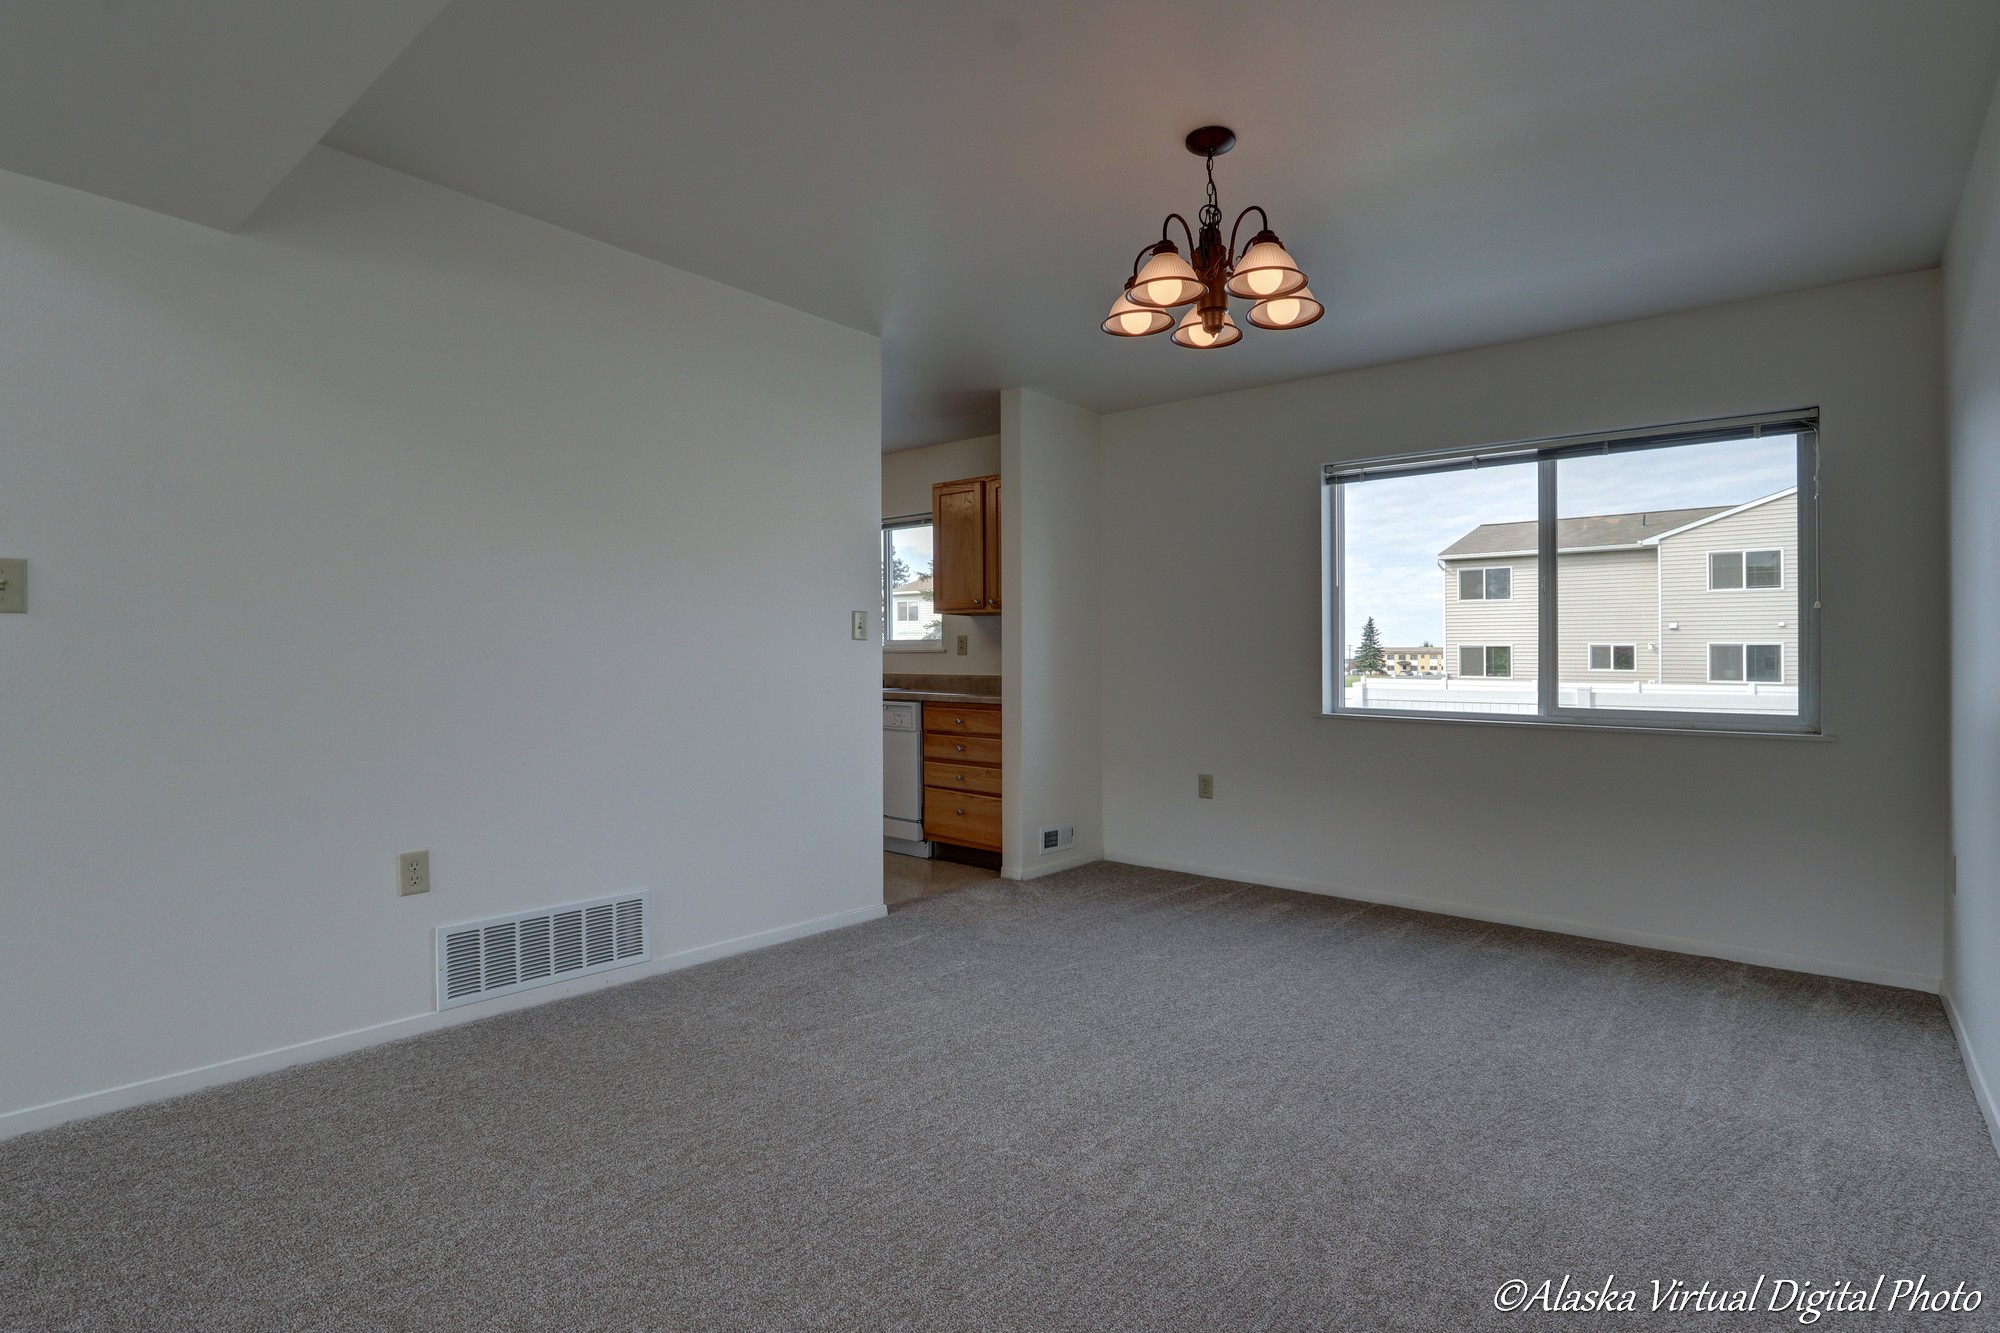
xmin=1339 ymin=434 xmax=1798 ymax=649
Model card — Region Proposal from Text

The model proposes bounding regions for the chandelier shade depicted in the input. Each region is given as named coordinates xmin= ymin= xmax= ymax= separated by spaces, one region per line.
xmin=1224 ymin=234 xmax=1308 ymax=300
xmin=1127 ymin=244 xmax=1204 ymax=309
xmin=1102 ymin=285 xmax=1174 ymax=337
xmin=1172 ymin=307 xmax=1242 ymax=349
xmin=1246 ymin=286 xmax=1324 ymax=331
xmin=1103 ymin=127 xmax=1318 ymax=350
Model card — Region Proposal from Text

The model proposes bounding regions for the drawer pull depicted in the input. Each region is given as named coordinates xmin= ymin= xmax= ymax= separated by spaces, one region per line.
xmin=954 ymin=743 xmax=964 ymax=752
xmin=954 ymin=716 xmax=965 ymax=724
xmin=956 ymin=808 xmax=965 ymax=815
xmin=954 ymin=774 xmax=964 ymax=781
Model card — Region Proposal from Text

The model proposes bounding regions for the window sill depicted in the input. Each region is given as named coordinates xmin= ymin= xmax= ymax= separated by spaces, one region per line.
xmin=1319 ymin=708 xmax=1832 ymax=741
xmin=884 ymin=640 xmax=947 ymax=654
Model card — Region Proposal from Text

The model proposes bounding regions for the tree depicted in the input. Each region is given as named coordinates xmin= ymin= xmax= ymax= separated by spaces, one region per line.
xmin=1353 ymin=617 xmax=1387 ymax=675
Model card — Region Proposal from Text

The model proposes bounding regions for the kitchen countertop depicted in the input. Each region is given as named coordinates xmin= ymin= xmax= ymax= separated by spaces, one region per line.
xmin=884 ymin=673 xmax=1000 ymax=706
xmin=883 ymin=689 xmax=1001 ymax=705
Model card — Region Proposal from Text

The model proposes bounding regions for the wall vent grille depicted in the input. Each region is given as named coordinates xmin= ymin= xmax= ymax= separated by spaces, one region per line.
xmin=435 ymin=892 xmax=649 ymax=1010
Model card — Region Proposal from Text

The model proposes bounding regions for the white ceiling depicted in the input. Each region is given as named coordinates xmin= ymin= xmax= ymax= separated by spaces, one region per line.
xmin=0 ymin=0 xmax=450 ymax=229
xmin=319 ymin=0 xmax=2000 ymax=449
xmin=7 ymin=2 xmax=1998 ymax=448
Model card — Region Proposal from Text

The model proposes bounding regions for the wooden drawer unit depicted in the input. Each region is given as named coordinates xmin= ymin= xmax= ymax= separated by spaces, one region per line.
xmin=924 ymin=760 xmax=1003 ymax=796
xmin=924 ymin=789 xmax=1001 ymax=851
xmin=920 ymin=699 xmax=1002 ymax=851
xmin=923 ymin=704 xmax=1001 ymax=736
xmin=923 ymin=732 xmax=1001 ymax=766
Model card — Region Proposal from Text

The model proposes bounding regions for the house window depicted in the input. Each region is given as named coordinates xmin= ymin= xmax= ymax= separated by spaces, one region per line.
xmin=1324 ymin=411 xmax=1818 ymax=734
xmin=1588 ymin=644 xmax=1637 ymax=671
xmin=1709 ymin=548 xmax=1783 ymax=590
xmin=882 ymin=517 xmax=943 ymax=650
xmin=1457 ymin=645 xmax=1511 ymax=677
xmin=1709 ymin=643 xmax=1783 ymax=683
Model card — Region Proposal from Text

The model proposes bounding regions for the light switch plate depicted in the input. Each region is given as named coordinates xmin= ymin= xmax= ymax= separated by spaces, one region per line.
xmin=0 ymin=559 xmax=23 ymax=613
xmin=851 ymin=610 xmax=867 ymax=640
xmin=399 ymin=850 xmax=430 ymax=896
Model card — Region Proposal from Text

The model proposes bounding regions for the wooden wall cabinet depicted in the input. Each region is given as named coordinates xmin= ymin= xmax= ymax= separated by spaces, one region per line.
xmin=931 ymin=474 xmax=1001 ymax=615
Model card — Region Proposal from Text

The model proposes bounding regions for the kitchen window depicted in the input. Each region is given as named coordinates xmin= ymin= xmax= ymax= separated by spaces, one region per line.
xmin=1323 ymin=410 xmax=1820 ymax=734
xmin=882 ymin=517 xmax=943 ymax=650
xmin=1588 ymin=644 xmax=1637 ymax=671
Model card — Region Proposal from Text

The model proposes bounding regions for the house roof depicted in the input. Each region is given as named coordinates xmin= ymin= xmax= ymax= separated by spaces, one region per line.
xmin=1438 ymin=506 xmax=1728 ymax=559
xmin=893 ymin=575 xmax=933 ymax=595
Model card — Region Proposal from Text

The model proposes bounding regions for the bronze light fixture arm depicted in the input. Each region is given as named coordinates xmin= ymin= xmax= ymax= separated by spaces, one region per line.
xmin=1228 ymin=205 xmax=1271 ymax=261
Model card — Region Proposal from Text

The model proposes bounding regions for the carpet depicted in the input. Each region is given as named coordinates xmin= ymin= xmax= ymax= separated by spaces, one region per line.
xmin=4 ymin=862 xmax=1996 ymax=1330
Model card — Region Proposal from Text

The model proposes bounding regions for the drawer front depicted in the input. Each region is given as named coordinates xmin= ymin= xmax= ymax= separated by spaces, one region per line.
xmin=924 ymin=789 xmax=1001 ymax=850
xmin=922 ymin=705 xmax=1001 ymax=737
xmin=923 ymin=733 xmax=1001 ymax=766
xmin=924 ymin=761 xmax=1002 ymax=796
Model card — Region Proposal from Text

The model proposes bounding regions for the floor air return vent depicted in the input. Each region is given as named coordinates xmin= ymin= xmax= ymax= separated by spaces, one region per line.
xmin=436 ymin=892 xmax=649 ymax=1010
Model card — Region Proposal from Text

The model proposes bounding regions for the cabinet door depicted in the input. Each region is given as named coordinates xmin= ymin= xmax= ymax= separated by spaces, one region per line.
xmin=982 ymin=477 xmax=1002 ymax=611
xmin=931 ymin=479 xmax=987 ymax=613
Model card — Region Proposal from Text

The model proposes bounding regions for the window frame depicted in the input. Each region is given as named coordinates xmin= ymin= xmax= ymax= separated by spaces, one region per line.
xmin=1707 ymin=547 xmax=1784 ymax=592
xmin=1588 ymin=643 xmax=1638 ymax=672
xmin=1456 ymin=565 xmax=1513 ymax=601
xmin=882 ymin=514 xmax=945 ymax=654
xmin=1322 ymin=410 xmax=1821 ymax=737
xmin=1456 ymin=643 xmax=1514 ymax=678
xmin=1708 ymin=641 xmax=1784 ymax=685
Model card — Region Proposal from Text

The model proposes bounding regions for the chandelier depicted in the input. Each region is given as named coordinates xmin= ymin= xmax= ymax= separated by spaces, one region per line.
xmin=1103 ymin=126 xmax=1321 ymax=349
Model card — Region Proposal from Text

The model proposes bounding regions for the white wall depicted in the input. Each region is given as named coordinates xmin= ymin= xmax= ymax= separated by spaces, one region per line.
xmin=1102 ymin=273 xmax=1949 ymax=989
xmin=1000 ymin=389 xmax=1103 ymax=878
xmin=1944 ymin=78 xmax=2000 ymax=1149
xmin=881 ymin=435 xmax=1001 ymax=677
xmin=0 ymin=147 xmax=884 ymax=1131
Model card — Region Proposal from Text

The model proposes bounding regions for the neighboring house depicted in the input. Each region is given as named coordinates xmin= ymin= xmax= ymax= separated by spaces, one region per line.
xmin=1380 ymin=645 xmax=1443 ymax=675
xmin=891 ymin=574 xmax=942 ymax=639
xmin=1437 ymin=489 xmax=1797 ymax=686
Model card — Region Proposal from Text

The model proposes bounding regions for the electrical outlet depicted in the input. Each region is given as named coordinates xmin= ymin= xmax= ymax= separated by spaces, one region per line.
xmin=956 ymin=634 xmax=968 ymax=655
xmin=1198 ymin=774 xmax=1214 ymax=800
xmin=851 ymin=610 xmax=868 ymax=640
xmin=0 ymin=559 xmax=23 ymax=614
xmin=398 ymin=850 xmax=430 ymax=897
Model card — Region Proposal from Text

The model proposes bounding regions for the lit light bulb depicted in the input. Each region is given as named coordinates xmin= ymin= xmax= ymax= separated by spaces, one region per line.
xmin=1246 ymin=286 xmax=1324 ymax=331
xmin=1172 ymin=307 xmax=1242 ymax=349
xmin=1102 ymin=286 xmax=1172 ymax=337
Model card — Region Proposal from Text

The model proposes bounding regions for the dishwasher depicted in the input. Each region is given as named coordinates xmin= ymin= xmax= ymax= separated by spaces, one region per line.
xmin=883 ymin=700 xmax=932 ymax=856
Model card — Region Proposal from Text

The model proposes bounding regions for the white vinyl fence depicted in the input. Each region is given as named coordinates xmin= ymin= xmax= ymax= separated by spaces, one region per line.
xmin=1344 ymin=677 xmax=1798 ymax=717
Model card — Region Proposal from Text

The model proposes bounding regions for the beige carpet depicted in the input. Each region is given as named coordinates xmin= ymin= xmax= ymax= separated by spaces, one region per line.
xmin=4 ymin=861 xmax=1997 ymax=1330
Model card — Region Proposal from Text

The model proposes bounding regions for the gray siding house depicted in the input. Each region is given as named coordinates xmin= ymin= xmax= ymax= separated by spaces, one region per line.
xmin=1438 ymin=489 xmax=1797 ymax=685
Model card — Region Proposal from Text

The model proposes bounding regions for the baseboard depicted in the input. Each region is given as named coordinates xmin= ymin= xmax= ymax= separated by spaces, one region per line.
xmin=0 ymin=901 xmax=886 ymax=1142
xmin=1942 ymin=989 xmax=2000 ymax=1160
xmin=1008 ymin=849 xmax=1102 ymax=880
xmin=1103 ymin=850 xmax=1942 ymax=994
